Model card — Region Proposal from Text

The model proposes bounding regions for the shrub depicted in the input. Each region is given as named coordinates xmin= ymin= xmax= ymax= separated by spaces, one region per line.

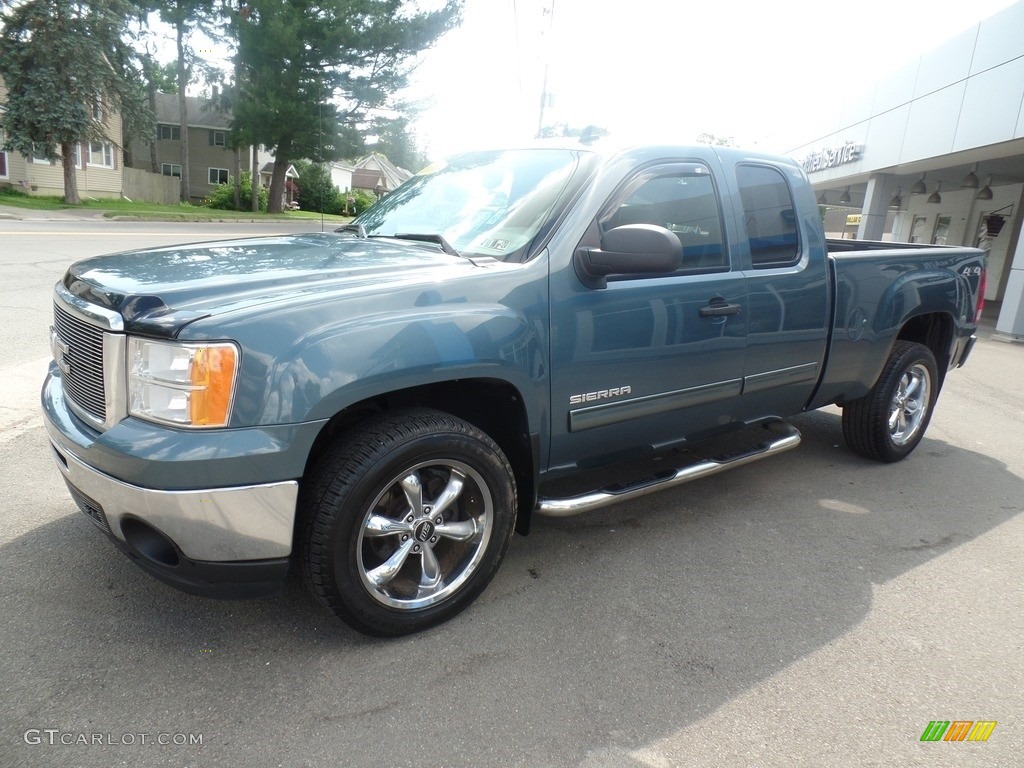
xmin=351 ymin=189 xmax=377 ymax=215
xmin=292 ymin=160 xmax=344 ymax=215
xmin=205 ymin=172 xmax=268 ymax=212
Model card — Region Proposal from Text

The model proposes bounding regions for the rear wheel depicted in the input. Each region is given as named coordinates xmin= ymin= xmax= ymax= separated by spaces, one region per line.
xmin=301 ymin=409 xmax=516 ymax=636
xmin=842 ymin=341 xmax=939 ymax=462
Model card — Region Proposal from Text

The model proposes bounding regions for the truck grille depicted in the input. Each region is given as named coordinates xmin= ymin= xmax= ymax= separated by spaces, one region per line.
xmin=53 ymin=302 xmax=106 ymax=423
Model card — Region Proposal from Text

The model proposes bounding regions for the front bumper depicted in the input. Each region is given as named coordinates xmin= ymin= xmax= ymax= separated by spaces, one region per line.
xmin=42 ymin=363 xmax=323 ymax=598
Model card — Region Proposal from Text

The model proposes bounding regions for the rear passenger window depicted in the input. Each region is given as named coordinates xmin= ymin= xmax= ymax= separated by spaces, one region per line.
xmin=601 ymin=165 xmax=727 ymax=273
xmin=736 ymin=164 xmax=800 ymax=268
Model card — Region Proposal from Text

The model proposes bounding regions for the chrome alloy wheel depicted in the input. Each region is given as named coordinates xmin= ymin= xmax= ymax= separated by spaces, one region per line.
xmin=357 ymin=459 xmax=493 ymax=610
xmin=888 ymin=363 xmax=931 ymax=446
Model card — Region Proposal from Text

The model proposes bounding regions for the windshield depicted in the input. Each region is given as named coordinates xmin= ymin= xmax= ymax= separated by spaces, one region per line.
xmin=352 ymin=149 xmax=589 ymax=261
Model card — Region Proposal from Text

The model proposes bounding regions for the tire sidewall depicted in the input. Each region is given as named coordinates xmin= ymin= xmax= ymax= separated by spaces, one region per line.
xmin=317 ymin=422 xmax=515 ymax=635
xmin=877 ymin=343 xmax=939 ymax=461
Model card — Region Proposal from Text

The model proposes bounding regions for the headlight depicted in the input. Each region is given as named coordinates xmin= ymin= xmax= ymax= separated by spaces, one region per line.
xmin=128 ymin=338 xmax=239 ymax=427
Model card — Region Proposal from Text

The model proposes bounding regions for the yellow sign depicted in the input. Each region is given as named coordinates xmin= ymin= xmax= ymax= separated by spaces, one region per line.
xmin=846 ymin=214 xmax=862 ymax=225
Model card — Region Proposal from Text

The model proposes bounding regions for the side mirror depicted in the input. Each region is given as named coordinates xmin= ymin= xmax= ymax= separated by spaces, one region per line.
xmin=574 ymin=224 xmax=682 ymax=289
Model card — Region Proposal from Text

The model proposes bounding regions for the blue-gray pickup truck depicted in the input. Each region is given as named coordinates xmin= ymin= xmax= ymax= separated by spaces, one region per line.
xmin=43 ymin=143 xmax=986 ymax=635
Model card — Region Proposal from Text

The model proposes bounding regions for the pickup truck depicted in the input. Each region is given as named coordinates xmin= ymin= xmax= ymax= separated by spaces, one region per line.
xmin=42 ymin=142 xmax=986 ymax=636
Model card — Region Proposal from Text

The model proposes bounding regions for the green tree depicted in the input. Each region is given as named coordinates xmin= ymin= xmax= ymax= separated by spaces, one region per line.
xmin=0 ymin=0 xmax=151 ymax=204
xmin=148 ymin=0 xmax=221 ymax=202
xmin=368 ymin=111 xmax=426 ymax=172
xmin=135 ymin=51 xmax=179 ymax=172
xmin=292 ymin=159 xmax=343 ymax=214
xmin=234 ymin=0 xmax=461 ymax=212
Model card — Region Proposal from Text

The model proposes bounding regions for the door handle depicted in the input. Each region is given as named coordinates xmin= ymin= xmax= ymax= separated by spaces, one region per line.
xmin=699 ymin=301 xmax=742 ymax=317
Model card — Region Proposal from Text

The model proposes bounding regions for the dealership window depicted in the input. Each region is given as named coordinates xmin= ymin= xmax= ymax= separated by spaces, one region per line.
xmin=736 ymin=164 xmax=800 ymax=268
xmin=932 ymin=215 xmax=951 ymax=245
xmin=158 ymin=124 xmax=181 ymax=141
xmin=210 ymin=130 xmax=226 ymax=147
xmin=88 ymin=142 xmax=114 ymax=168
xmin=209 ymin=167 xmax=229 ymax=185
xmin=909 ymin=215 xmax=928 ymax=243
xmin=161 ymin=163 xmax=182 ymax=178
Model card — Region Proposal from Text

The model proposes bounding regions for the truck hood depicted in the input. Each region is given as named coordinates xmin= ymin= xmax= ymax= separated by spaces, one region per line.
xmin=62 ymin=233 xmax=482 ymax=336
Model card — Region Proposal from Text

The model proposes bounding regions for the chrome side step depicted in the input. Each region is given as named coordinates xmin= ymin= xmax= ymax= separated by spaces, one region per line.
xmin=535 ymin=420 xmax=801 ymax=517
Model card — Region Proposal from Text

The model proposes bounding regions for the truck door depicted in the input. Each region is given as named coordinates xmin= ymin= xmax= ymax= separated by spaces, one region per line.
xmin=730 ymin=163 xmax=830 ymax=420
xmin=548 ymin=162 xmax=748 ymax=473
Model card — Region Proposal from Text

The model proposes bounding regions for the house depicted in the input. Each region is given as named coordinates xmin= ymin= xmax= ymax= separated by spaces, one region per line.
xmin=351 ymin=153 xmax=412 ymax=197
xmin=0 ymin=76 xmax=124 ymax=198
xmin=329 ymin=160 xmax=355 ymax=195
xmin=127 ymin=92 xmax=298 ymax=205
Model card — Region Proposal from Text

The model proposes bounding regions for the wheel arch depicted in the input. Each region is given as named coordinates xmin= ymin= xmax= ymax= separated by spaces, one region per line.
xmin=300 ymin=378 xmax=539 ymax=538
xmin=895 ymin=311 xmax=954 ymax=385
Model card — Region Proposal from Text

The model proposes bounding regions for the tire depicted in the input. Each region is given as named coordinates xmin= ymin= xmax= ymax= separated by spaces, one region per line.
xmin=300 ymin=409 xmax=516 ymax=636
xmin=842 ymin=341 xmax=939 ymax=462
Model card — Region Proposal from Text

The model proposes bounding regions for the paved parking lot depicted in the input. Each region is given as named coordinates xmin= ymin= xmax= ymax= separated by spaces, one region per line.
xmin=1 ymin=220 xmax=1021 ymax=767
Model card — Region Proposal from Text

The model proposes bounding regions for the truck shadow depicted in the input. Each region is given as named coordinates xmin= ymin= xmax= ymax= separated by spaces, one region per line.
xmin=2 ymin=410 xmax=1020 ymax=766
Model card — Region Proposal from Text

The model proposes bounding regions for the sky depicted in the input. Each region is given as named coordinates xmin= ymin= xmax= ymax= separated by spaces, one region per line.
xmin=405 ymin=0 xmax=1020 ymax=160
xmin=154 ymin=0 xmax=1020 ymax=163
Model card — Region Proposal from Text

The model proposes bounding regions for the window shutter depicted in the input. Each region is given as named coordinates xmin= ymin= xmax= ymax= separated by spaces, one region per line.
xmin=209 ymin=130 xmax=214 ymax=146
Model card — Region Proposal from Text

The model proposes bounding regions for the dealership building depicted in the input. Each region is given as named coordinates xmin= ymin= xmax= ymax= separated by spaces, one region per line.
xmin=785 ymin=0 xmax=1024 ymax=341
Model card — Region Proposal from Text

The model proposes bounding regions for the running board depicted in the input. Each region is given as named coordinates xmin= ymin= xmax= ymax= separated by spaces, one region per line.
xmin=536 ymin=420 xmax=801 ymax=517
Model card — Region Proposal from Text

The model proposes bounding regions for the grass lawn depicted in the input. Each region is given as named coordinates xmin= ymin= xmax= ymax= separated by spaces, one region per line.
xmin=0 ymin=189 xmax=350 ymax=223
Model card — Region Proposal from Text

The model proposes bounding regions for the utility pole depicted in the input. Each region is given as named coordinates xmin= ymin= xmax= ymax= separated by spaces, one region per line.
xmin=536 ymin=0 xmax=556 ymax=138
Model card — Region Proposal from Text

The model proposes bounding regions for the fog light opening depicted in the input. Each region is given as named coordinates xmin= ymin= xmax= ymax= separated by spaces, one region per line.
xmin=120 ymin=518 xmax=181 ymax=567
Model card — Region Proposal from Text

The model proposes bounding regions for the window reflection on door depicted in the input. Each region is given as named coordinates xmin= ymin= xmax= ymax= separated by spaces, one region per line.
xmin=909 ymin=215 xmax=928 ymax=243
xmin=932 ymin=215 xmax=951 ymax=245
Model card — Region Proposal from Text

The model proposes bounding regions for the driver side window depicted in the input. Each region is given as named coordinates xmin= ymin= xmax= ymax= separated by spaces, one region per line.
xmin=602 ymin=167 xmax=728 ymax=273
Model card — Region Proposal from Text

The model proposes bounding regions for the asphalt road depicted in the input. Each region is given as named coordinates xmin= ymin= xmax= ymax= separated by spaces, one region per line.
xmin=1 ymin=218 xmax=1021 ymax=767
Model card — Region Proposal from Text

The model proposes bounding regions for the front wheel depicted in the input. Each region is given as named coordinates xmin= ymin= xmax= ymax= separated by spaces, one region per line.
xmin=300 ymin=409 xmax=516 ymax=636
xmin=842 ymin=341 xmax=939 ymax=462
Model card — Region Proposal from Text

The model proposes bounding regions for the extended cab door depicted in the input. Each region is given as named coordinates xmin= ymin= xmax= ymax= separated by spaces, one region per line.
xmin=548 ymin=161 xmax=748 ymax=473
xmin=728 ymin=162 xmax=830 ymax=420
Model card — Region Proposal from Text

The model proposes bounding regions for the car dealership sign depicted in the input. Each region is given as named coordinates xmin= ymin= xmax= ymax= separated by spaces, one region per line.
xmin=802 ymin=141 xmax=862 ymax=173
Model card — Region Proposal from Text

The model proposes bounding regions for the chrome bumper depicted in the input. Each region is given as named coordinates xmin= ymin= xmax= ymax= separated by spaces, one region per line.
xmin=49 ymin=440 xmax=298 ymax=562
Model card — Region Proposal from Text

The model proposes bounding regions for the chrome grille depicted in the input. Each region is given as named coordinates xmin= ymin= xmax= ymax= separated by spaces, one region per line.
xmin=53 ymin=302 xmax=106 ymax=422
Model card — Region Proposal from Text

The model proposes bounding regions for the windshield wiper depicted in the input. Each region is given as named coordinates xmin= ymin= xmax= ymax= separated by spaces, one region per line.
xmin=335 ymin=223 xmax=367 ymax=238
xmin=383 ymin=233 xmax=461 ymax=257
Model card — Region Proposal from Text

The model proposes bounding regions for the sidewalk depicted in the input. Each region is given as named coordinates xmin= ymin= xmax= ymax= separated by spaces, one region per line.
xmin=0 ymin=203 xmax=109 ymax=221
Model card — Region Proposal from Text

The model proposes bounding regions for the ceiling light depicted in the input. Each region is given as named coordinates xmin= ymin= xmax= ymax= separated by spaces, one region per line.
xmin=839 ymin=186 xmax=851 ymax=204
xmin=927 ymin=182 xmax=942 ymax=204
xmin=817 ymin=191 xmax=828 ymax=205
xmin=889 ymin=188 xmax=902 ymax=209
xmin=977 ymin=176 xmax=993 ymax=200
xmin=961 ymin=163 xmax=980 ymax=189
xmin=911 ymin=174 xmax=927 ymax=195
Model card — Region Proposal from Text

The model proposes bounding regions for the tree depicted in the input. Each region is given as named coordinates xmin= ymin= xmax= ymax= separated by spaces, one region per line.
xmin=234 ymin=0 xmax=461 ymax=212
xmin=292 ymin=159 xmax=343 ymax=214
xmin=148 ymin=0 xmax=220 ymax=202
xmin=135 ymin=52 xmax=178 ymax=172
xmin=0 ymin=0 xmax=151 ymax=204
xmin=368 ymin=111 xmax=426 ymax=172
